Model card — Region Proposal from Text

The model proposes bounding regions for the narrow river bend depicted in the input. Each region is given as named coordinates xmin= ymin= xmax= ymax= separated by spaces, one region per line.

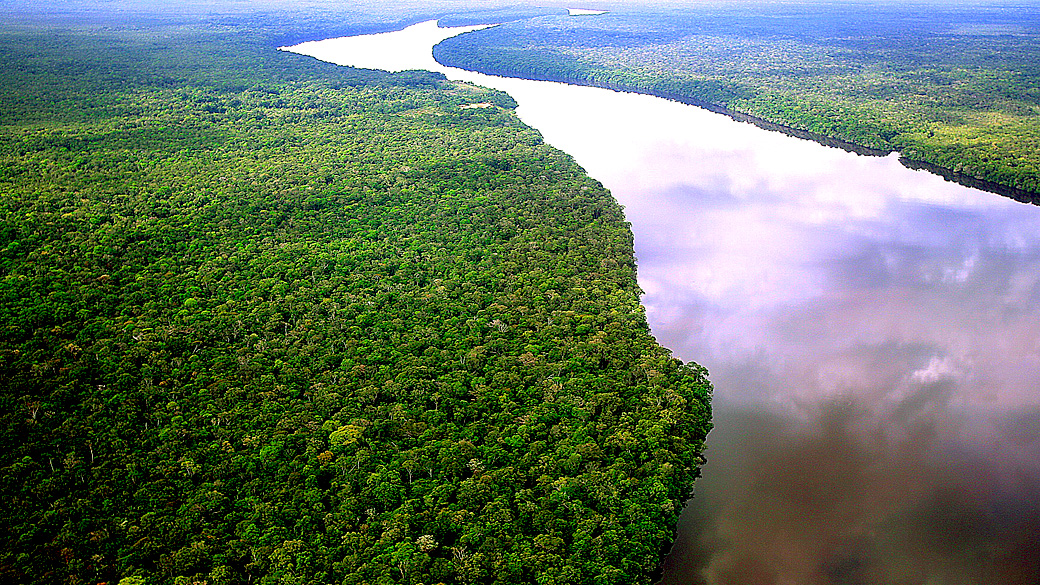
xmin=284 ymin=20 xmax=1040 ymax=585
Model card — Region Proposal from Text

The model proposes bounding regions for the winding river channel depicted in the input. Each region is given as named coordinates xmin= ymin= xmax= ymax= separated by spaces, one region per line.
xmin=285 ymin=20 xmax=1040 ymax=585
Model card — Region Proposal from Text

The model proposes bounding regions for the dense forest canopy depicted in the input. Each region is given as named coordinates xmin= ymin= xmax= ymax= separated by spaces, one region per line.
xmin=0 ymin=6 xmax=710 ymax=585
xmin=434 ymin=1 xmax=1040 ymax=199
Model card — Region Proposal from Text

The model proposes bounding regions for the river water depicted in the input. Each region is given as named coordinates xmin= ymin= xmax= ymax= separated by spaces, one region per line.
xmin=284 ymin=20 xmax=1040 ymax=585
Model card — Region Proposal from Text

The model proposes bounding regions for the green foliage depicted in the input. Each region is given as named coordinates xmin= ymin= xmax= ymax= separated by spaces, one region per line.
xmin=0 ymin=15 xmax=710 ymax=585
xmin=434 ymin=3 xmax=1040 ymax=196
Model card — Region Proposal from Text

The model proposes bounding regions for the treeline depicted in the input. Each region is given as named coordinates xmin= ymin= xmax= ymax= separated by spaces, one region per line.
xmin=0 ymin=16 xmax=710 ymax=585
xmin=433 ymin=3 xmax=1040 ymax=198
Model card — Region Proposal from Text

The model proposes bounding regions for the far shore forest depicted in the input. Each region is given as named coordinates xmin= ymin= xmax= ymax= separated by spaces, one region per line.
xmin=435 ymin=3 xmax=1040 ymax=198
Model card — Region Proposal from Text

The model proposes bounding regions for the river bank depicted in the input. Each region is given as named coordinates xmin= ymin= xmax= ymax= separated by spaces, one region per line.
xmin=288 ymin=20 xmax=1040 ymax=585
xmin=429 ymin=54 xmax=1040 ymax=206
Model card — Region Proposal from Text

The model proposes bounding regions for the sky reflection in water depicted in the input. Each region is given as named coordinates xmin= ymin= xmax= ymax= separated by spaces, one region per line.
xmin=286 ymin=22 xmax=1040 ymax=584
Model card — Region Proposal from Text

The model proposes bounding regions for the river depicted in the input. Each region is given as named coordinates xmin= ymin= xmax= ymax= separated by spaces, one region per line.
xmin=283 ymin=20 xmax=1040 ymax=585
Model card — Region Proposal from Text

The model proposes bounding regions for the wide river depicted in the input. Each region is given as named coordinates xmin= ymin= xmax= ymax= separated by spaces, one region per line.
xmin=285 ymin=20 xmax=1040 ymax=585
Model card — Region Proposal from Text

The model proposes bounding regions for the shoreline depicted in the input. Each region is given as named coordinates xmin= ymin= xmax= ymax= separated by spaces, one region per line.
xmin=431 ymin=58 xmax=1040 ymax=205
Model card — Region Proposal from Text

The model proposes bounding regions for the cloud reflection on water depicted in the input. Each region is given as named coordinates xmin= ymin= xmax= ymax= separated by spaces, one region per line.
xmin=633 ymin=134 xmax=1040 ymax=584
xmin=285 ymin=22 xmax=1040 ymax=584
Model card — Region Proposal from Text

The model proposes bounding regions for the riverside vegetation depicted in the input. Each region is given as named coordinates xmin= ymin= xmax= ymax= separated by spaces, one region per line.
xmin=0 ymin=14 xmax=711 ymax=585
xmin=434 ymin=2 xmax=1040 ymax=199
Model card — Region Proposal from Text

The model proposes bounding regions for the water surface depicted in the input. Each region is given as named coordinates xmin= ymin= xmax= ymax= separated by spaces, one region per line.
xmin=285 ymin=21 xmax=1040 ymax=584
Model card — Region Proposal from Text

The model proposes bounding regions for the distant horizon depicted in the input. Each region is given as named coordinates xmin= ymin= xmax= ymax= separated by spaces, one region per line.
xmin=5 ymin=0 xmax=1040 ymax=16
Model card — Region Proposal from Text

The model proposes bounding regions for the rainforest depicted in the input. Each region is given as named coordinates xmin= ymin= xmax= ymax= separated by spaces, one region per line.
xmin=0 ymin=4 xmax=710 ymax=584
